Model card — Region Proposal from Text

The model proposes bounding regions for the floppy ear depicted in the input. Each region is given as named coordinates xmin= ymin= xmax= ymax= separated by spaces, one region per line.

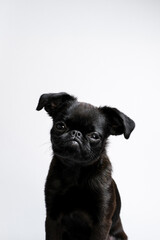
xmin=36 ymin=92 xmax=76 ymax=116
xmin=99 ymin=106 xmax=135 ymax=139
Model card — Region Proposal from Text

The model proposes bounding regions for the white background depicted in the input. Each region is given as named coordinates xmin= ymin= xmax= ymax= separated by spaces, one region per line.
xmin=0 ymin=0 xmax=160 ymax=239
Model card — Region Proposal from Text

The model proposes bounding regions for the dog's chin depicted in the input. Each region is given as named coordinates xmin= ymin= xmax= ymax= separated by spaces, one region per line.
xmin=53 ymin=141 xmax=96 ymax=166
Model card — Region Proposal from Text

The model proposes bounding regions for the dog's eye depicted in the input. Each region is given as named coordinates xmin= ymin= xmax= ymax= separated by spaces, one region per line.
xmin=91 ymin=132 xmax=99 ymax=139
xmin=88 ymin=132 xmax=101 ymax=140
xmin=55 ymin=122 xmax=66 ymax=131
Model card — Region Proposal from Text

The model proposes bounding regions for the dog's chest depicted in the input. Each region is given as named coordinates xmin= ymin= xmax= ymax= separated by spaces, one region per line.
xmin=46 ymin=176 xmax=102 ymax=222
xmin=60 ymin=185 xmax=96 ymax=212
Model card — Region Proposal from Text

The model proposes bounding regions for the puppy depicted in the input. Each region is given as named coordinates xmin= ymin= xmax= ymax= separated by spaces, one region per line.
xmin=36 ymin=92 xmax=135 ymax=240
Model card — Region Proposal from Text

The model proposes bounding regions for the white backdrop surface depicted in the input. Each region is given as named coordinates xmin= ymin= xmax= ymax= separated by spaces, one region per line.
xmin=0 ymin=0 xmax=160 ymax=239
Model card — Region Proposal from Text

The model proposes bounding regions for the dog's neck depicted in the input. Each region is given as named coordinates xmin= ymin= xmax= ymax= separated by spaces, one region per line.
xmin=47 ymin=152 xmax=112 ymax=187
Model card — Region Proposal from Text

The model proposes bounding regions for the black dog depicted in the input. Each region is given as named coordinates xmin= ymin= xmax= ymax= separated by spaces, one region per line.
xmin=36 ymin=92 xmax=135 ymax=240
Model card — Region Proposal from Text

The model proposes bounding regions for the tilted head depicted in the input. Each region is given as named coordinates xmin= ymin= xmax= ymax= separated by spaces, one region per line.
xmin=36 ymin=92 xmax=135 ymax=166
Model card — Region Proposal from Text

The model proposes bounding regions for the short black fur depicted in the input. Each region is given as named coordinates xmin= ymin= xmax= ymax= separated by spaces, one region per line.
xmin=36 ymin=92 xmax=135 ymax=240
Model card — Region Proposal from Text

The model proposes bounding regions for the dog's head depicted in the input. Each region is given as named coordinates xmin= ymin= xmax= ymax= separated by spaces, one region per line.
xmin=36 ymin=92 xmax=135 ymax=166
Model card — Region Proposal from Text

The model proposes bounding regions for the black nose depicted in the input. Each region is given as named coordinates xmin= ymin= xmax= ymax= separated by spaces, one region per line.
xmin=70 ymin=130 xmax=82 ymax=138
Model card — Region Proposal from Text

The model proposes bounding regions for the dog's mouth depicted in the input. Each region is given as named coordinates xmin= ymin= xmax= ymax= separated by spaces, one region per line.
xmin=54 ymin=138 xmax=97 ymax=166
xmin=66 ymin=138 xmax=81 ymax=147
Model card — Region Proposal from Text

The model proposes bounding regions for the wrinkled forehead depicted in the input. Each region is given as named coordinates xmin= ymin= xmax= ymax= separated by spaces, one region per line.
xmin=64 ymin=102 xmax=105 ymax=132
